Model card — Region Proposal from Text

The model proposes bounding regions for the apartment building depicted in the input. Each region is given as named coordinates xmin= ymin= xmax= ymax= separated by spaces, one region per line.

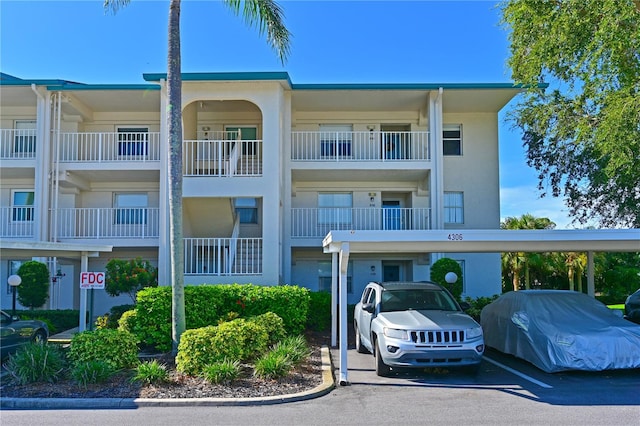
xmin=0 ymin=71 xmax=520 ymax=316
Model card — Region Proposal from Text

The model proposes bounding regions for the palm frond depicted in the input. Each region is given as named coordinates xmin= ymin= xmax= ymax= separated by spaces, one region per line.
xmin=103 ymin=0 xmax=131 ymax=15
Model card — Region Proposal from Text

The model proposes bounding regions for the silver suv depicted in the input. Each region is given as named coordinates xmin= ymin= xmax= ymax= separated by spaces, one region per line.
xmin=354 ymin=281 xmax=484 ymax=376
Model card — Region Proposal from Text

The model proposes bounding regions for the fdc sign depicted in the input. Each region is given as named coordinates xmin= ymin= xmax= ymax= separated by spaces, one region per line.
xmin=80 ymin=272 xmax=105 ymax=289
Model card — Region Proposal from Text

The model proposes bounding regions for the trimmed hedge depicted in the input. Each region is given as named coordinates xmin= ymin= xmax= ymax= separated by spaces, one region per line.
xmin=120 ymin=284 xmax=310 ymax=352
xmin=68 ymin=329 xmax=139 ymax=369
xmin=306 ymin=291 xmax=331 ymax=332
xmin=17 ymin=309 xmax=82 ymax=334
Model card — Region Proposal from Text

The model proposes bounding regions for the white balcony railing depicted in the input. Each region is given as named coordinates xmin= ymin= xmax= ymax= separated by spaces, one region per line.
xmin=0 ymin=129 xmax=37 ymax=159
xmin=55 ymin=207 xmax=160 ymax=239
xmin=0 ymin=207 xmax=35 ymax=238
xmin=58 ymin=132 xmax=161 ymax=162
xmin=291 ymin=131 xmax=430 ymax=161
xmin=291 ymin=207 xmax=431 ymax=238
xmin=184 ymin=237 xmax=262 ymax=275
xmin=183 ymin=140 xmax=262 ymax=176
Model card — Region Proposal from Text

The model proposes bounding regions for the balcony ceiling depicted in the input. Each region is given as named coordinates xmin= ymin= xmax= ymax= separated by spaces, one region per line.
xmin=292 ymin=168 xmax=428 ymax=183
xmin=0 ymin=86 xmax=38 ymax=107
xmin=292 ymin=88 xmax=521 ymax=113
xmin=61 ymin=90 xmax=161 ymax=116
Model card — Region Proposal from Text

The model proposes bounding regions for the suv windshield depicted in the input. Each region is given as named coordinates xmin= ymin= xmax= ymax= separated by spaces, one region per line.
xmin=380 ymin=288 xmax=459 ymax=312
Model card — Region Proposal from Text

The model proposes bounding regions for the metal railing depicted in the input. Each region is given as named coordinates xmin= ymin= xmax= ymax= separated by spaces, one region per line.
xmin=54 ymin=207 xmax=160 ymax=239
xmin=0 ymin=207 xmax=35 ymax=238
xmin=291 ymin=131 xmax=430 ymax=161
xmin=291 ymin=207 xmax=431 ymax=238
xmin=0 ymin=129 xmax=37 ymax=159
xmin=184 ymin=237 xmax=262 ymax=275
xmin=57 ymin=132 xmax=161 ymax=162
xmin=183 ymin=139 xmax=262 ymax=176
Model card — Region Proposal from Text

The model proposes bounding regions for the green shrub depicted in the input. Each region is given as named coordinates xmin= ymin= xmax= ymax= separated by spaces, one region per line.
xmin=271 ymin=335 xmax=311 ymax=366
xmin=130 ymin=284 xmax=310 ymax=352
xmin=431 ymin=258 xmax=464 ymax=300
xmin=250 ymin=312 xmax=286 ymax=346
xmin=201 ymin=359 xmax=241 ymax=384
xmin=253 ymin=351 xmax=293 ymax=380
xmin=69 ymin=329 xmax=139 ymax=369
xmin=96 ymin=304 xmax=135 ymax=330
xmin=462 ymin=295 xmax=500 ymax=322
xmin=105 ymin=257 xmax=158 ymax=303
xmin=71 ymin=360 xmax=117 ymax=387
xmin=16 ymin=260 xmax=50 ymax=309
xmin=306 ymin=291 xmax=331 ymax=331
xmin=18 ymin=309 xmax=80 ymax=332
xmin=4 ymin=343 xmax=65 ymax=385
xmin=132 ymin=360 xmax=169 ymax=385
xmin=176 ymin=318 xmax=269 ymax=375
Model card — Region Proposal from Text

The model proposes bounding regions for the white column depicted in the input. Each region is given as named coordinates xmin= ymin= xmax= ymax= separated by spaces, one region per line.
xmin=339 ymin=242 xmax=350 ymax=386
xmin=78 ymin=252 xmax=89 ymax=332
xmin=331 ymin=251 xmax=337 ymax=347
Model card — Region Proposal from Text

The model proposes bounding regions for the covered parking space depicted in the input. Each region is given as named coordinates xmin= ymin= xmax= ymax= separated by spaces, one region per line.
xmin=0 ymin=240 xmax=113 ymax=332
xmin=323 ymin=228 xmax=640 ymax=385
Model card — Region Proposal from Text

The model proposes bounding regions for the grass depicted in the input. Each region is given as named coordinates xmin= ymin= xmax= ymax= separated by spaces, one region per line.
xmin=608 ymin=304 xmax=625 ymax=311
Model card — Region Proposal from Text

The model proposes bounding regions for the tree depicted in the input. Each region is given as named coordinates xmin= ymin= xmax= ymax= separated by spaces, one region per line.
xmin=501 ymin=0 xmax=640 ymax=227
xmin=16 ymin=260 xmax=49 ymax=309
xmin=104 ymin=257 xmax=158 ymax=303
xmin=104 ymin=0 xmax=290 ymax=354
xmin=430 ymin=257 xmax=463 ymax=300
xmin=501 ymin=214 xmax=556 ymax=290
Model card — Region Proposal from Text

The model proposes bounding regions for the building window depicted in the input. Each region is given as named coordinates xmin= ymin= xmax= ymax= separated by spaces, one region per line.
xmin=12 ymin=190 xmax=34 ymax=222
xmin=318 ymin=193 xmax=352 ymax=226
xmin=114 ymin=193 xmax=148 ymax=225
xmin=117 ymin=127 xmax=148 ymax=156
xmin=444 ymin=191 xmax=464 ymax=224
xmin=14 ymin=120 xmax=36 ymax=156
xmin=235 ymin=198 xmax=258 ymax=224
xmin=320 ymin=124 xmax=352 ymax=158
xmin=443 ymin=124 xmax=462 ymax=156
xmin=318 ymin=261 xmax=352 ymax=293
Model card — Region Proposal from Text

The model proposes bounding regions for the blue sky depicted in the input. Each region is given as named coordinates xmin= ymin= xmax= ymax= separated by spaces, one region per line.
xmin=0 ymin=0 xmax=574 ymax=228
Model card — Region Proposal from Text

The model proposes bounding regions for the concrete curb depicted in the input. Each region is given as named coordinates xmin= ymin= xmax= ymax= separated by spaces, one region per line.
xmin=1 ymin=346 xmax=335 ymax=409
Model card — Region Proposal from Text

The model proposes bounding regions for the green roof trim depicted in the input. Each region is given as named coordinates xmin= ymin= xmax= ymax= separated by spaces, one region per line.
xmin=143 ymin=71 xmax=293 ymax=85
xmin=45 ymin=83 xmax=160 ymax=91
xmin=290 ymin=82 xmax=548 ymax=90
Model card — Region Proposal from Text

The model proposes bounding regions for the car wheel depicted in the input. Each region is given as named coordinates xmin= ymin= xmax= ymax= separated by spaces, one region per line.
xmin=354 ymin=324 xmax=369 ymax=354
xmin=374 ymin=337 xmax=391 ymax=377
xmin=32 ymin=330 xmax=47 ymax=345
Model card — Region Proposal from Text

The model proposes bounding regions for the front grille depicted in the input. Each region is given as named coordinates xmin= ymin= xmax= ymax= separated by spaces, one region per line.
xmin=410 ymin=330 xmax=465 ymax=344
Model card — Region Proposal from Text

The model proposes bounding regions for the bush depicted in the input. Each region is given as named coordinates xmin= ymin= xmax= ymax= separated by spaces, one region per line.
xmin=250 ymin=312 xmax=286 ymax=346
xmin=18 ymin=309 xmax=80 ymax=332
xmin=306 ymin=291 xmax=331 ymax=332
xmin=253 ymin=351 xmax=293 ymax=380
xmin=105 ymin=257 xmax=158 ymax=303
xmin=71 ymin=360 xmax=117 ymax=387
xmin=129 ymin=284 xmax=310 ymax=352
xmin=201 ymin=359 xmax=241 ymax=384
xmin=96 ymin=304 xmax=135 ymax=330
xmin=132 ymin=360 xmax=169 ymax=385
xmin=16 ymin=260 xmax=50 ymax=309
xmin=4 ymin=343 xmax=65 ymax=384
xmin=69 ymin=329 xmax=139 ymax=369
xmin=176 ymin=318 xmax=269 ymax=375
xmin=431 ymin=258 xmax=464 ymax=300
xmin=462 ymin=295 xmax=500 ymax=322
xmin=271 ymin=335 xmax=310 ymax=366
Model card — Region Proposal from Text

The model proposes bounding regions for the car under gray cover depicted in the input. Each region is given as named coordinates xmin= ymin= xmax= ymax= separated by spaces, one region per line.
xmin=481 ymin=290 xmax=640 ymax=373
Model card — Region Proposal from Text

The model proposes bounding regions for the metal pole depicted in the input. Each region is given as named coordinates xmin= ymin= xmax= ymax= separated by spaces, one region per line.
xmin=12 ymin=287 xmax=17 ymax=316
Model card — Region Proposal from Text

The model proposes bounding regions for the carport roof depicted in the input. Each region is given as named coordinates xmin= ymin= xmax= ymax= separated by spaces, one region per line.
xmin=0 ymin=241 xmax=113 ymax=259
xmin=323 ymin=229 xmax=640 ymax=254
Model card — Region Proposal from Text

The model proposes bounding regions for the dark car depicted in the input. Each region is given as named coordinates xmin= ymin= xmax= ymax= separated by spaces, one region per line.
xmin=625 ymin=289 xmax=640 ymax=324
xmin=481 ymin=290 xmax=640 ymax=373
xmin=0 ymin=310 xmax=49 ymax=360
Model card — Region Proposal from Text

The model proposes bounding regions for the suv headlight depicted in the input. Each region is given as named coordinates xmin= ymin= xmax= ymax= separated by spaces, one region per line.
xmin=466 ymin=327 xmax=483 ymax=340
xmin=383 ymin=327 xmax=409 ymax=341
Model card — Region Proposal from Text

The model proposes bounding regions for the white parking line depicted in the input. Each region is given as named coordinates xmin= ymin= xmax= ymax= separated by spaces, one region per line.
xmin=484 ymin=356 xmax=553 ymax=389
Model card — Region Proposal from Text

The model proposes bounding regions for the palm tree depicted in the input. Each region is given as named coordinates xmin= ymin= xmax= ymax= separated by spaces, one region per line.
xmin=105 ymin=0 xmax=290 ymax=355
xmin=501 ymin=214 xmax=556 ymax=291
xmin=564 ymin=252 xmax=587 ymax=292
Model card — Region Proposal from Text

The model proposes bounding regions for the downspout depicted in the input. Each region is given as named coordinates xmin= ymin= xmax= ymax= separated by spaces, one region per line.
xmin=430 ymin=88 xmax=445 ymax=265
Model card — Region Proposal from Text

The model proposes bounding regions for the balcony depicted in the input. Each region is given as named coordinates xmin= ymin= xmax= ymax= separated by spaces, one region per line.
xmin=291 ymin=131 xmax=430 ymax=162
xmin=184 ymin=237 xmax=262 ymax=275
xmin=183 ymin=139 xmax=262 ymax=176
xmin=1 ymin=129 xmax=36 ymax=159
xmin=54 ymin=207 xmax=160 ymax=239
xmin=58 ymin=132 xmax=161 ymax=162
xmin=291 ymin=207 xmax=431 ymax=238
xmin=0 ymin=207 xmax=35 ymax=238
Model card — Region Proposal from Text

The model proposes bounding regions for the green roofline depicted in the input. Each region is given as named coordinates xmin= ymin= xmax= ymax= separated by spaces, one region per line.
xmin=143 ymin=71 xmax=293 ymax=86
xmin=45 ymin=83 xmax=160 ymax=91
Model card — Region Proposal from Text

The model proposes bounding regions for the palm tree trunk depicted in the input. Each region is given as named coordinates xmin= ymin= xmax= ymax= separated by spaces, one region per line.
xmin=167 ymin=0 xmax=185 ymax=356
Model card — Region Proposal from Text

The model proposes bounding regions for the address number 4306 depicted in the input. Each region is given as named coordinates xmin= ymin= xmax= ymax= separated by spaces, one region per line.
xmin=447 ymin=233 xmax=463 ymax=241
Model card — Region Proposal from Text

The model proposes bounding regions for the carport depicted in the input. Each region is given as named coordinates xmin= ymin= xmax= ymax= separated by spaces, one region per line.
xmin=322 ymin=228 xmax=640 ymax=385
xmin=0 ymin=240 xmax=113 ymax=332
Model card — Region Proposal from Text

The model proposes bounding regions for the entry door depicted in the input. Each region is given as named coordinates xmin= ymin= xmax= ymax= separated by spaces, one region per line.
xmin=225 ymin=126 xmax=257 ymax=154
xmin=382 ymin=200 xmax=402 ymax=230
xmin=383 ymin=264 xmax=401 ymax=282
